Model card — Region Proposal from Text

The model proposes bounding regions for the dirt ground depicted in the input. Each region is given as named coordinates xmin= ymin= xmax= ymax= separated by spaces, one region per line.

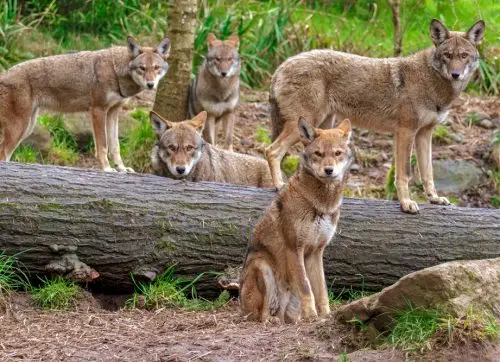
xmin=1 ymin=293 xmax=499 ymax=362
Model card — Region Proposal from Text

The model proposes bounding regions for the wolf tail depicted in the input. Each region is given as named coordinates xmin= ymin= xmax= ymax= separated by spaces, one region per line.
xmin=269 ymin=87 xmax=283 ymax=142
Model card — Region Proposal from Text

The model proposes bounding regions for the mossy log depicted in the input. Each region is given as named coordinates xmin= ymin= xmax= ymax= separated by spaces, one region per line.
xmin=0 ymin=162 xmax=499 ymax=296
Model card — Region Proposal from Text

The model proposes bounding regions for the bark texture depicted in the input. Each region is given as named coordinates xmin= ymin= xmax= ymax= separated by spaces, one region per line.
xmin=153 ymin=0 xmax=197 ymax=121
xmin=0 ymin=162 xmax=499 ymax=296
xmin=389 ymin=0 xmax=402 ymax=56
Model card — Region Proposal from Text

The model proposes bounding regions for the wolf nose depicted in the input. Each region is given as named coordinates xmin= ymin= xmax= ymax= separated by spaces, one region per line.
xmin=451 ymin=72 xmax=460 ymax=80
xmin=147 ymin=82 xmax=155 ymax=89
xmin=176 ymin=166 xmax=186 ymax=175
xmin=220 ymin=72 xmax=227 ymax=77
xmin=324 ymin=167 xmax=334 ymax=176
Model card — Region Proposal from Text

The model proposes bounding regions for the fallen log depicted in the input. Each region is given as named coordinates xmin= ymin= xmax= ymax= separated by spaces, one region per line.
xmin=0 ymin=162 xmax=499 ymax=296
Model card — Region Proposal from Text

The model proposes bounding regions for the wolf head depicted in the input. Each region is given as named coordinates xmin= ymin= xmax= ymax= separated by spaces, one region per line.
xmin=127 ymin=36 xmax=171 ymax=90
xmin=298 ymin=117 xmax=353 ymax=183
xmin=430 ymin=19 xmax=485 ymax=82
xmin=205 ymin=33 xmax=241 ymax=78
xmin=150 ymin=111 xmax=207 ymax=178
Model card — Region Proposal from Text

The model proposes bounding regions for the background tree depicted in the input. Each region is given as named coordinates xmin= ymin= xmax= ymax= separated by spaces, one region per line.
xmin=389 ymin=0 xmax=402 ymax=56
xmin=153 ymin=0 xmax=197 ymax=122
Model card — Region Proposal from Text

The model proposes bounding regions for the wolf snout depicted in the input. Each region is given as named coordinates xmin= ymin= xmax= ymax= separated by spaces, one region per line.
xmin=147 ymin=82 xmax=155 ymax=89
xmin=176 ymin=166 xmax=186 ymax=175
xmin=324 ymin=167 xmax=334 ymax=176
xmin=451 ymin=72 xmax=461 ymax=80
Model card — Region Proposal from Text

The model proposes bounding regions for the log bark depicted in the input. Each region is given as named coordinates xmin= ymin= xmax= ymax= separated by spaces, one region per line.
xmin=153 ymin=0 xmax=197 ymax=121
xmin=0 ymin=162 xmax=499 ymax=296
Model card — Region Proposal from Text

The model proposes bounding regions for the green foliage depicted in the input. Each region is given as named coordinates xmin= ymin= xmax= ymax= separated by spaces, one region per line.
xmin=329 ymin=277 xmax=372 ymax=306
xmin=465 ymin=112 xmax=483 ymax=127
xmin=38 ymin=114 xmax=79 ymax=165
xmin=492 ymin=130 xmax=500 ymax=146
xmin=11 ymin=144 xmax=38 ymax=163
xmin=127 ymin=266 xmax=229 ymax=311
xmin=439 ymin=308 xmax=500 ymax=344
xmin=491 ymin=196 xmax=500 ymax=208
xmin=433 ymin=125 xmax=452 ymax=145
xmin=255 ymin=125 xmax=271 ymax=145
xmin=31 ymin=276 xmax=80 ymax=310
xmin=281 ymin=156 xmax=300 ymax=177
xmin=385 ymin=166 xmax=397 ymax=200
xmin=388 ymin=305 xmax=440 ymax=351
xmin=0 ymin=252 xmax=30 ymax=297
xmin=120 ymin=108 xmax=156 ymax=173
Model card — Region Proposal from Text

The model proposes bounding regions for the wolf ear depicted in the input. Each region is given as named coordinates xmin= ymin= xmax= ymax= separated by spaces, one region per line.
xmin=226 ymin=33 xmax=240 ymax=49
xmin=189 ymin=111 xmax=207 ymax=134
xmin=207 ymin=33 xmax=221 ymax=48
xmin=466 ymin=20 xmax=485 ymax=45
xmin=298 ymin=117 xmax=318 ymax=144
xmin=127 ymin=36 xmax=142 ymax=58
xmin=156 ymin=37 xmax=171 ymax=58
xmin=430 ymin=19 xmax=449 ymax=46
xmin=150 ymin=111 xmax=174 ymax=137
xmin=336 ymin=119 xmax=352 ymax=142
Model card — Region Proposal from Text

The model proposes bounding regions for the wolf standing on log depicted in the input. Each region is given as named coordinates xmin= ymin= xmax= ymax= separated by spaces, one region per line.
xmin=0 ymin=37 xmax=170 ymax=172
xmin=240 ymin=118 xmax=353 ymax=323
xmin=265 ymin=19 xmax=485 ymax=213
xmin=188 ymin=33 xmax=241 ymax=151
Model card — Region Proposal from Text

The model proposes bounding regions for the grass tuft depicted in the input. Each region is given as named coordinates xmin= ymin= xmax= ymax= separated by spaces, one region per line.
xmin=31 ymin=276 xmax=80 ymax=310
xmin=433 ymin=125 xmax=453 ymax=145
xmin=127 ymin=265 xmax=229 ymax=311
xmin=38 ymin=114 xmax=79 ymax=165
xmin=11 ymin=144 xmax=38 ymax=163
xmin=281 ymin=156 xmax=300 ymax=177
xmin=0 ymin=252 xmax=30 ymax=297
xmin=255 ymin=125 xmax=271 ymax=145
xmin=385 ymin=166 xmax=397 ymax=200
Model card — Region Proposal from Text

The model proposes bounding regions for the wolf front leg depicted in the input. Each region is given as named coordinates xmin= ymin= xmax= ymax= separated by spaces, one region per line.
xmin=91 ymin=106 xmax=114 ymax=172
xmin=285 ymin=247 xmax=317 ymax=320
xmin=202 ymin=114 xmax=217 ymax=146
xmin=106 ymin=104 xmax=134 ymax=173
xmin=415 ymin=123 xmax=450 ymax=206
xmin=221 ymin=111 xmax=235 ymax=151
xmin=394 ymin=128 xmax=419 ymax=213
xmin=305 ymin=247 xmax=330 ymax=317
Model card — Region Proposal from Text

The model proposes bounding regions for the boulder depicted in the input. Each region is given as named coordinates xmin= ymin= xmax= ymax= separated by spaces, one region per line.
xmin=432 ymin=159 xmax=484 ymax=194
xmin=21 ymin=125 xmax=52 ymax=153
xmin=336 ymin=258 xmax=500 ymax=332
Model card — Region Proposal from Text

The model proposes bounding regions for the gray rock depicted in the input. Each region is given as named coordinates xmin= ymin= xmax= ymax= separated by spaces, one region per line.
xmin=21 ymin=125 xmax=52 ymax=152
xmin=432 ymin=159 xmax=483 ymax=193
xmin=336 ymin=258 xmax=500 ymax=332
xmin=479 ymin=119 xmax=495 ymax=129
xmin=350 ymin=163 xmax=360 ymax=172
xmin=450 ymin=132 xmax=464 ymax=143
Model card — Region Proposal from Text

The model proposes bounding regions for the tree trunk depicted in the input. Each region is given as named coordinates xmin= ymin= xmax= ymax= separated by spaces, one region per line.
xmin=389 ymin=0 xmax=402 ymax=56
xmin=153 ymin=0 xmax=197 ymax=121
xmin=0 ymin=162 xmax=499 ymax=297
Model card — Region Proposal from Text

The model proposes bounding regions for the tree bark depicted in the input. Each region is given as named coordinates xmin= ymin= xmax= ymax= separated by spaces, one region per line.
xmin=153 ymin=0 xmax=197 ymax=121
xmin=0 ymin=162 xmax=499 ymax=297
xmin=389 ymin=0 xmax=402 ymax=56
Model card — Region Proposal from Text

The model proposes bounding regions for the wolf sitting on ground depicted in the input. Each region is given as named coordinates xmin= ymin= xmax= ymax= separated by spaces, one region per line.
xmin=240 ymin=117 xmax=353 ymax=323
xmin=188 ymin=33 xmax=240 ymax=151
xmin=265 ymin=19 xmax=485 ymax=213
xmin=0 ymin=37 xmax=170 ymax=172
xmin=150 ymin=111 xmax=274 ymax=188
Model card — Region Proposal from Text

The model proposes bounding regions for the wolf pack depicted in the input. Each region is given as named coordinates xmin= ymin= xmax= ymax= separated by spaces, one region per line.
xmin=0 ymin=19 xmax=486 ymax=322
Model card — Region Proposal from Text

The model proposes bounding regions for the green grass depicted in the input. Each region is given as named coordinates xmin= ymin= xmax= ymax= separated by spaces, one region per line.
xmin=255 ymin=125 xmax=271 ymax=145
xmin=433 ymin=125 xmax=453 ymax=145
xmin=0 ymin=252 xmax=30 ymax=297
xmin=281 ymin=156 xmax=300 ymax=177
xmin=38 ymin=114 xmax=80 ymax=166
xmin=120 ymin=108 xmax=156 ymax=173
xmin=31 ymin=276 xmax=80 ymax=310
xmin=385 ymin=165 xmax=397 ymax=200
xmin=127 ymin=266 xmax=229 ymax=311
xmin=11 ymin=144 xmax=38 ymax=163
xmin=329 ymin=277 xmax=372 ymax=306
xmin=492 ymin=195 xmax=500 ymax=208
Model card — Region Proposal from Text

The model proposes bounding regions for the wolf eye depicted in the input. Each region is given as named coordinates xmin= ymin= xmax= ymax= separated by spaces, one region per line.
xmin=314 ymin=151 xmax=323 ymax=157
xmin=139 ymin=65 xmax=146 ymax=71
xmin=461 ymin=53 xmax=468 ymax=59
xmin=335 ymin=150 xmax=343 ymax=157
xmin=215 ymin=57 xmax=221 ymax=62
xmin=167 ymin=145 xmax=176 ymax=152
xmin=154 ymin=65 xmax=160 ymax=70
xmin=444 ymin=53 xmax=452 ymax=59
xmin=186 ymin=145 xmax=195 ymax=152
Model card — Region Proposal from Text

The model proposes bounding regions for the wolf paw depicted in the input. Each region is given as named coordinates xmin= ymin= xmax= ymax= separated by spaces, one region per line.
xmin=103 ymin=167 xmax=118 ymax=173
xmin=400 ymin=199 xmax=420 ymax=214
xmin=429 ymin=196 xmax=451 ymax=206
xmin=301 ymin=307 xmax=318 ymax=321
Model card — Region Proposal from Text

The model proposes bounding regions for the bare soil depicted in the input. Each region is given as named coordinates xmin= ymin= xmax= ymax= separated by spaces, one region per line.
xmin=1 ymin=293 xmax=499 ymax=362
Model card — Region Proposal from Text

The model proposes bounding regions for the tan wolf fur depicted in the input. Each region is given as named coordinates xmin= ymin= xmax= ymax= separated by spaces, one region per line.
xmin=0 ymin=36 xmax=170 ymax=172
xmin=240 ymin=118 xmax=353 ymax=323
xmin=266 ymin=19 xmax=485 ymax=213
xmin=188 ymin=33 xmax=240 ymax=151
xmin=150 ymin=111 xmax=273 ymax=188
